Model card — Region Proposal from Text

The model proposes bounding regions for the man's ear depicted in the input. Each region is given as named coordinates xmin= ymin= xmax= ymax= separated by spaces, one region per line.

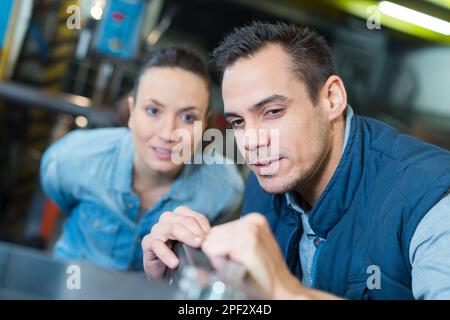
xmin=321 ymin=75 xmax=347 ymax=122
xmin=127 ymin=96 xmax=135 ymax=129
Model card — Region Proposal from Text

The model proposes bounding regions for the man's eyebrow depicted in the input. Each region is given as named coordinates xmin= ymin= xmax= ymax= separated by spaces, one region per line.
xmin=224 ymin=94 xmax=291 ymax=120
xmin=251 ymin=94 xmax=291 ymax=111
xmin=223 ymin=112 xmax=240 ymax=120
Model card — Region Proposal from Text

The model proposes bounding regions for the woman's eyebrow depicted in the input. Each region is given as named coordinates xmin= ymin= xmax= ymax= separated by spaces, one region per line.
xmin=142 ymin=98 xmax=165 ymax=107
xmin=142 ymin=99 xmax=200 ymax=113
xmin=178 ymin=106 xmax=199 ymax=112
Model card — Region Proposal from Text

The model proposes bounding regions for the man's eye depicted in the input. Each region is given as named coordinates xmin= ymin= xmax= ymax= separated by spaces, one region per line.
xmin=230 ymin=119 xmax=244 ymax=129
xmin=265 ymin=109 xmax=282 ymax=117
xmin=146 ymin=107 xmax=158 ymax=116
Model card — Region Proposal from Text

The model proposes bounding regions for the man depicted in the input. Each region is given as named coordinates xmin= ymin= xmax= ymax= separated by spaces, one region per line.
xmin=141 ymin=22 xmax=450 ymax=299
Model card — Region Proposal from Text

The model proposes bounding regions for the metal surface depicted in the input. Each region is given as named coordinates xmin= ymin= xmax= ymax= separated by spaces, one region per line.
xmin=167 ymin=243 xmax=261 ymax=300
xmin=0 ymin=242 xmax=175 ymax=299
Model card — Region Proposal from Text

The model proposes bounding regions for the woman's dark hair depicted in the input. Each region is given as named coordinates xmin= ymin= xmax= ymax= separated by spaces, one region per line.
xmin=212 ymin=21 xmax=336 ymax=105
xmin=133 ymin=46 xmax=212 ymax=101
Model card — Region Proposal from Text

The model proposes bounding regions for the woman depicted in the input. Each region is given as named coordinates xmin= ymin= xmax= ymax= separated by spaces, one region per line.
xmin=40 ymin=47 xmax=244 ymax=270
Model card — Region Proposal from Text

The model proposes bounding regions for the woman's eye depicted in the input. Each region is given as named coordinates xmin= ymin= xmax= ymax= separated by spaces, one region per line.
xmin=181 ymin=113 xmax=197 ymax=123
xmin=146 ymin=107 xmax=158 ymax=116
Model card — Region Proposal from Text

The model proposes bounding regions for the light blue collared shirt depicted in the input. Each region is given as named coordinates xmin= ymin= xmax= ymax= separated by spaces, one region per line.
xmin=286 ymin=106 xmax=450 ymax=299
xmin=41 ymin=128 xmax=244 ymax=270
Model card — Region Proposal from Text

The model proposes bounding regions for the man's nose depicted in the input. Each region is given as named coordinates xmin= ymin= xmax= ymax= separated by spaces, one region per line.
xmin=243 ymin=125 xmax=270 ymax=152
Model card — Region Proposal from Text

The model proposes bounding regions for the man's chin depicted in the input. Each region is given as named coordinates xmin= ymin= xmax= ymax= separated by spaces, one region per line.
xmin=254 ymin=173 xmax=291 ymax=194
xmin=253 ymin=168 xmax=308 ymax=195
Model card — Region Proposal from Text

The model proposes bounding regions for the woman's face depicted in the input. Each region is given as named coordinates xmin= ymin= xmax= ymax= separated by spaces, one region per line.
xmin=128 ymin=67 xmax=209 ymax=176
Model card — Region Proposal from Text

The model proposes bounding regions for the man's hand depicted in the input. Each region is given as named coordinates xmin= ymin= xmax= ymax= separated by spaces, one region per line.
xmin=141 ymin=206 xmax=211 ymax=279
xmin=201 ymin=213 xmax=340 ymax=300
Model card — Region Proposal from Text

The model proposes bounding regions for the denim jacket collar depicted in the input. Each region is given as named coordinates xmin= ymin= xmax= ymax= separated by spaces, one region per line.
xmin=110 ymin=130 xmax=135 ymax=193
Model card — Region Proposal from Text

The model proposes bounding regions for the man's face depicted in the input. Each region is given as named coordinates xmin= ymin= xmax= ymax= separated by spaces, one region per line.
xmin=222 ymin=44 xmax=331 ymax=194
xmin=129 ymin=67 xmax=209 ymax=176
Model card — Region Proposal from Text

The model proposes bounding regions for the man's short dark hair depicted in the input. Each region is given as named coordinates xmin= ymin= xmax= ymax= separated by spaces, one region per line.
xmin=212 ymin=21 xmax=336 ymax=104
xmin=133 ymin=46 xmax=212 ymax=101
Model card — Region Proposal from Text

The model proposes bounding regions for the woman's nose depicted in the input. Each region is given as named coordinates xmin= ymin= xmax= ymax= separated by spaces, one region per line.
xmin=158 ymin=115 xmax=177 ymax=142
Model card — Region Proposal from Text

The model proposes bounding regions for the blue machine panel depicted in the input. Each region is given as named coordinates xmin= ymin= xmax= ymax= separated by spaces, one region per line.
xmin=0 ymin=0 xmax=14 ymax=49
xmin=95 ymin=0 xmax=145 ymax=60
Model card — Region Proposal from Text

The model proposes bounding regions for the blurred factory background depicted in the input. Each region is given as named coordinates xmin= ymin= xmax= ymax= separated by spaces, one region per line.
xmin=0 ymin=0 xmax=449 ymax=251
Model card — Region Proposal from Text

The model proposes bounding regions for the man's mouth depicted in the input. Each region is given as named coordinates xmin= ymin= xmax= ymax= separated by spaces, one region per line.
xmin=254 ymin=158 xmax=278 ymax=166
xmin=251 ymin=158 xmax=283 ymax=175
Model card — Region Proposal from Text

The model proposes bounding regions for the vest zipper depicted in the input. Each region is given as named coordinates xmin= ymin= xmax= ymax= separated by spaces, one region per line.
xmin=310 ymin=240 xmax=325 ymax=288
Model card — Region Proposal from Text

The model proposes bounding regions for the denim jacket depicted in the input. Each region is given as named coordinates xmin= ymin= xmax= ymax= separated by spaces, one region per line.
xmin=40 ymin=128 xmax=244 ymax=270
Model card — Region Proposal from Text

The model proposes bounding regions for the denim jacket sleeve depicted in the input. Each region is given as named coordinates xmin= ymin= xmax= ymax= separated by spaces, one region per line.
xmin=40 ymin=133 xmax=79 ymax=214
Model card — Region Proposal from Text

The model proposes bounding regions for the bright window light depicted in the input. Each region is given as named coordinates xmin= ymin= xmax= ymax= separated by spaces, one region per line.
xmin=379 ymin=1 xmax=450 ymax=35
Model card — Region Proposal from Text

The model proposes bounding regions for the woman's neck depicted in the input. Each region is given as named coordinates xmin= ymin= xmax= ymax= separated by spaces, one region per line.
xmin=132 ymin=154 xmax=179 ymax=193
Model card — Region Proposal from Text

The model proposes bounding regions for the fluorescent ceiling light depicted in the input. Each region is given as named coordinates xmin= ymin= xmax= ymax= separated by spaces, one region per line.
xmin=379 ymin=1 xmax=450 ymax=35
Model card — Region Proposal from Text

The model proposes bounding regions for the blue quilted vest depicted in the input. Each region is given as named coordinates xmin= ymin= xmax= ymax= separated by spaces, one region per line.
xmin=242 ymin=114 xmax=450 ymax=299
